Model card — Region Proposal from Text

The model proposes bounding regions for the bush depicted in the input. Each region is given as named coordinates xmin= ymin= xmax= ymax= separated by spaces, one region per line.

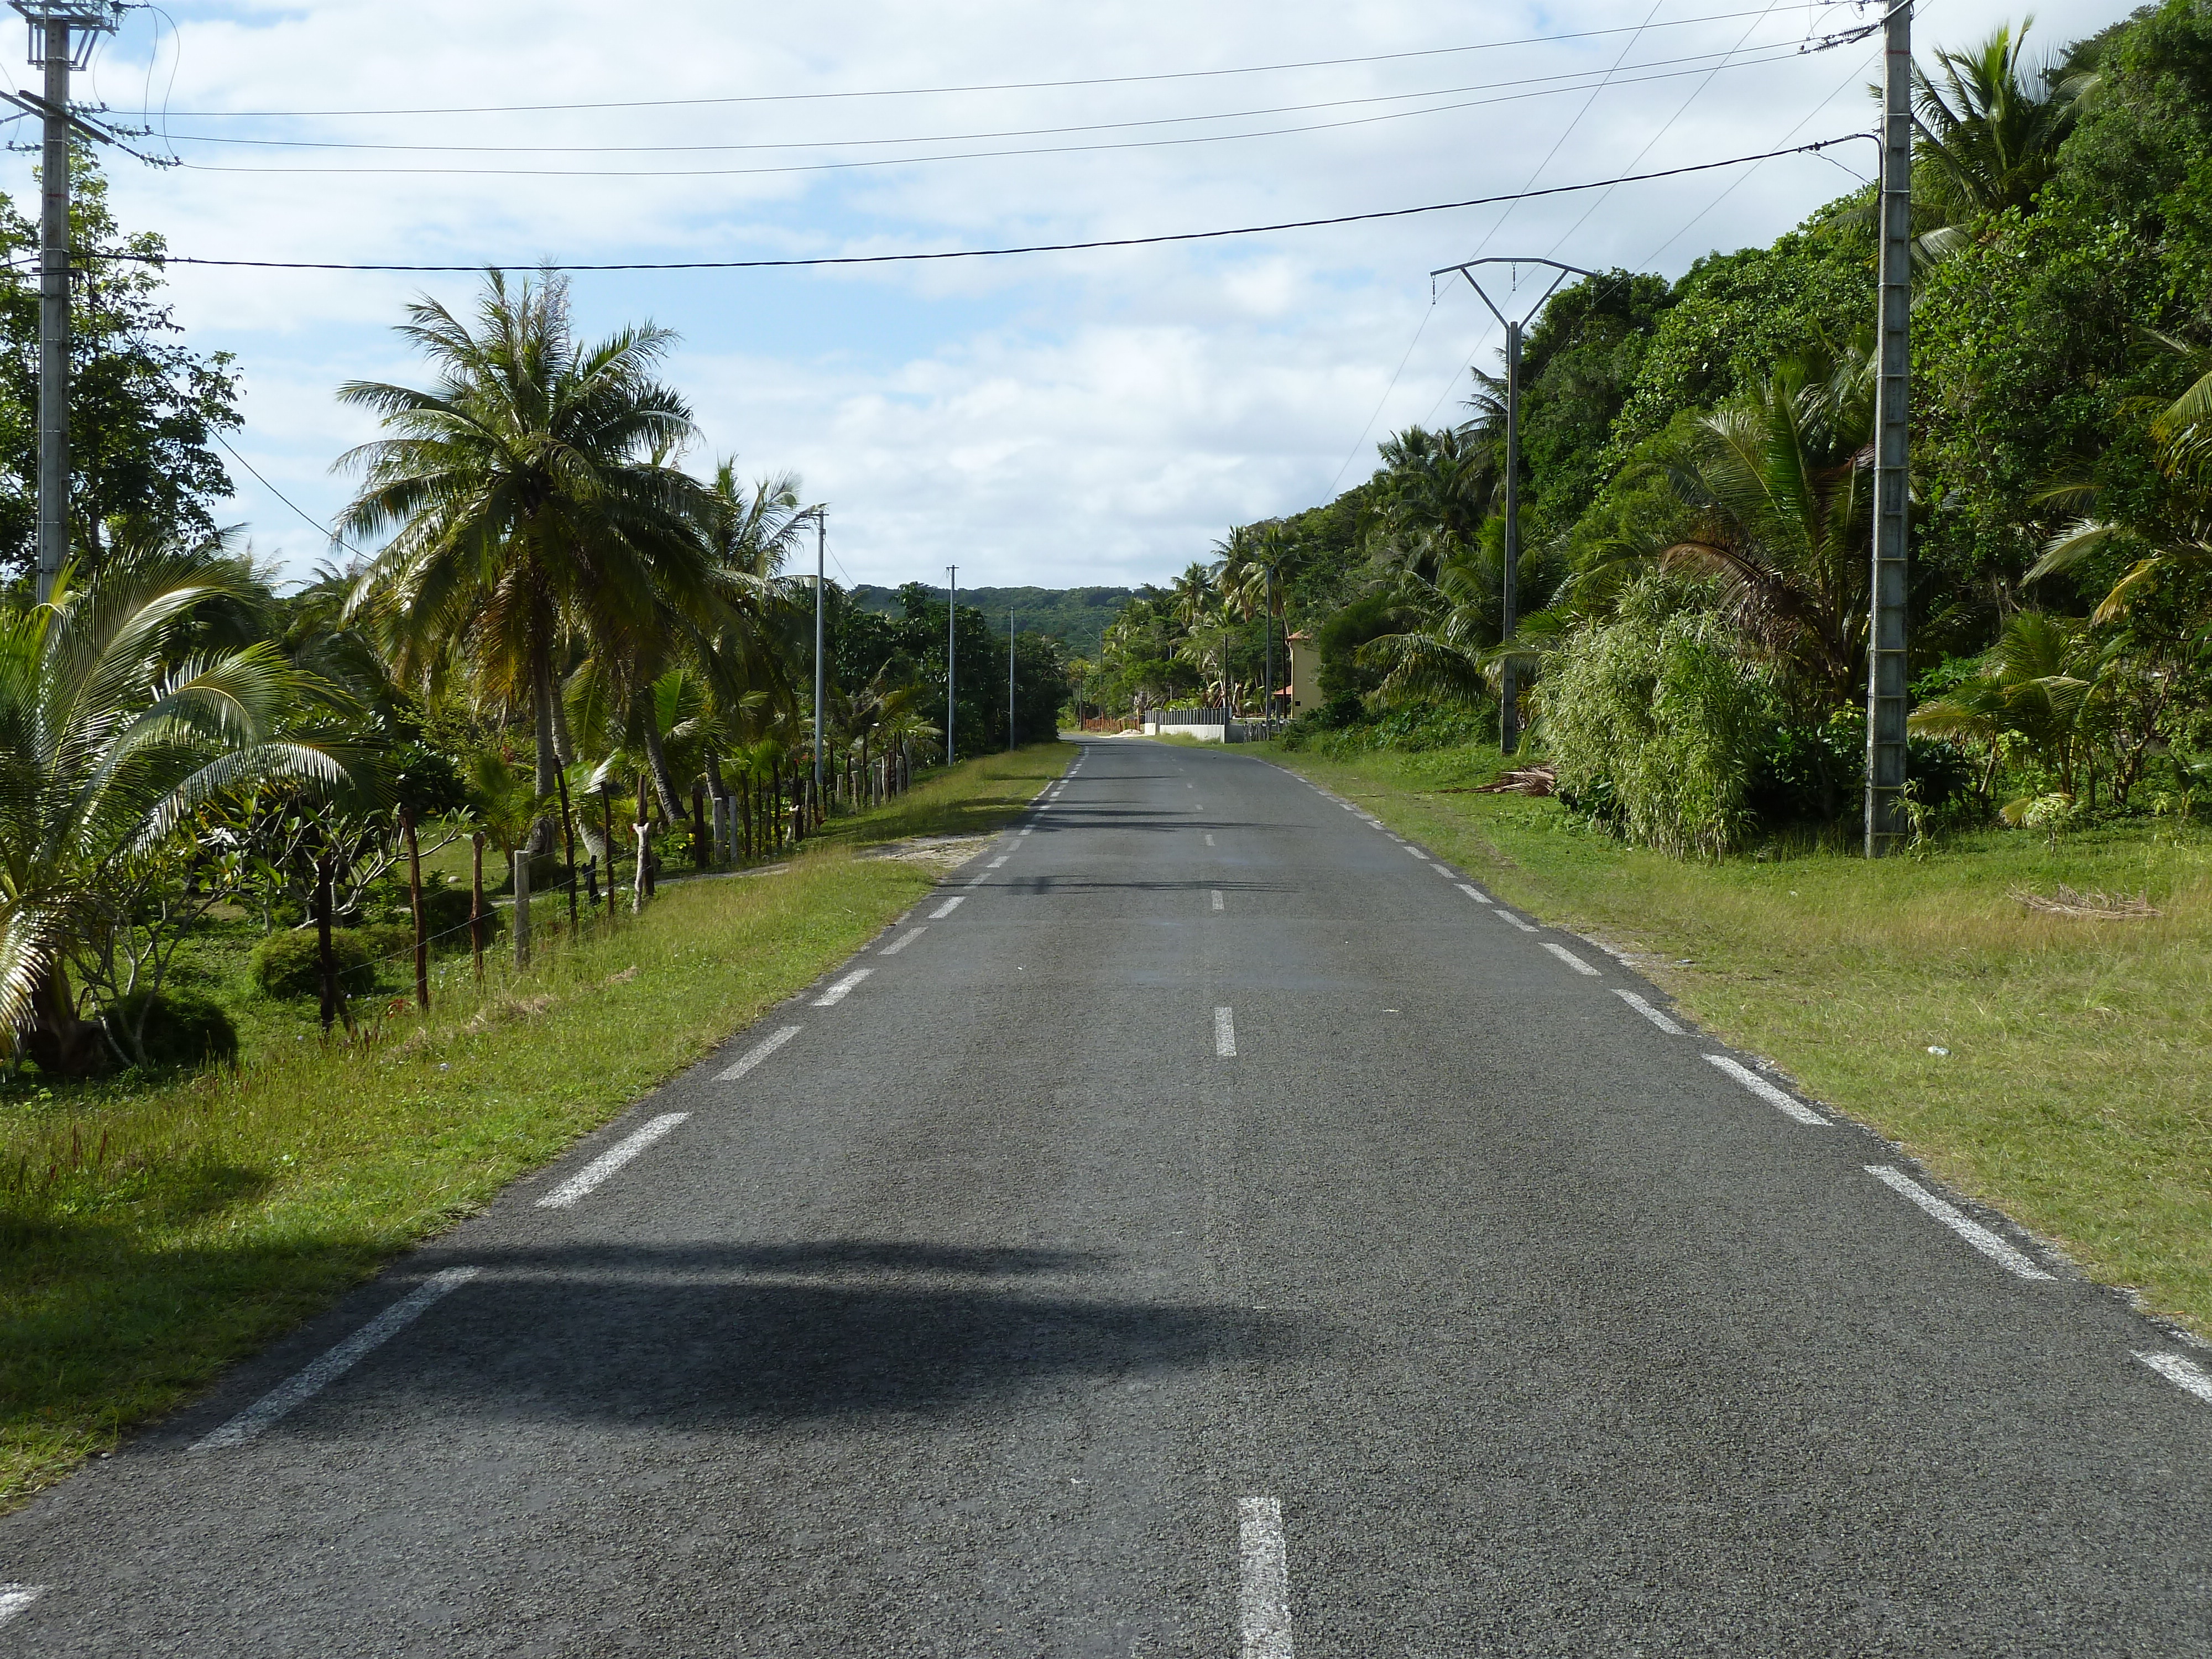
xmin=105 ymin=989 xmax=239 ymax=1068
xmin=251 ymin=927 xmax=375 ymax=999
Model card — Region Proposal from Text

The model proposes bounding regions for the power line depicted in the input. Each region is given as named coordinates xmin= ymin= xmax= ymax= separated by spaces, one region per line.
xmin=165 ymin=46 xmax=1825 ymax=179
xmin=212 ymin=430 xmax=360 ymax=556
xmin=78 ymin=135 xmax=1860 ymax=272
xmin=151 ymin=43 xmax=1823 ymax=156
xmin=145 ymin=4 xmax=1849 ymax=120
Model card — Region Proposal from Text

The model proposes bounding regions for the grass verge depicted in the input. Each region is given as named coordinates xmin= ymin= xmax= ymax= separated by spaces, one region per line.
xmin=1258 ymin=740 xmax=2212 ymax=1337
xmin=0 ymin=743 xmax=1072 ymax=1511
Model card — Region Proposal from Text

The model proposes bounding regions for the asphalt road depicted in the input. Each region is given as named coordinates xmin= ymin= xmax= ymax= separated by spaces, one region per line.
xmin=7 ymin=735 xmax=2211 ymax=1656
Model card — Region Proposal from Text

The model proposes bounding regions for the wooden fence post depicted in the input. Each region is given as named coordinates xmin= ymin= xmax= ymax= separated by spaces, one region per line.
xmin=633 ymin=823 xmax=649 ymax=915
xmin=315 ymin=848 xmax=339 ymax=1034
xmin=555 ymin=768 xmax=580 ymax=932
xmin=470 ymin=833 xmax=486 ymax=980
xmin=513 ymin=849 xmax=531 ymax=968
xmin=402 ymin=807 xmax=428 ymax=1011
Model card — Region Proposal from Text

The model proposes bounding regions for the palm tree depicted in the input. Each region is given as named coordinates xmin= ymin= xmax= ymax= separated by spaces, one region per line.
xmin=1370 ymin=424 xmax=1498 ymax=581
xmin=1 ymin=547 xmax=342 ymax=1073
xmin=1628 ymin=342 xmax=1875 ymax=709
xmin=336 ymin=268 xmax=714 ymax=854
xmin=1910 ymin=611 xmax=2098 ymax=803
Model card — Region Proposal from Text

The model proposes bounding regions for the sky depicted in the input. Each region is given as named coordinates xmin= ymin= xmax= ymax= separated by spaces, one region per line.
xmin=4 ymin=0 xmax=2130 ymax=592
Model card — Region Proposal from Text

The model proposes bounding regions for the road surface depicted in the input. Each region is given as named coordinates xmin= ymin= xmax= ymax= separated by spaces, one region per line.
xmin=6 ymin=735 xmax=2210 ymax=1655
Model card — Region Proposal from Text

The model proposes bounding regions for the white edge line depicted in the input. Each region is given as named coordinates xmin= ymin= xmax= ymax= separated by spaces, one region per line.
xmin=1542 ymin=942 xmax=1601 ymax=976
xmin=191 ymin=1265 xmax=482 ymax=1449
xmin=717 ymin=1022 xmax=802 ymax=1081
xmin=0 ymin=1585 xmax=44 ymax=1629
xmin=880 ymin=926 xmax=927 ymax=955
xmin=1613 ymin=988 xmax=1684 ymax=1034
xmin=1705 ymin=1053 xmax=1829 ymax=1126
xmin=1214 ymin=1006 xmax=1237 ymax=1058
xmin=928 ymin=896 xmax=965 ymax=919
xmin=1865 ymin=1165 xmax=2053 ymax=1279
xmin=537 ymin=1112 xmax=690 ymax=1209
xmin=1493 ymin=909 xmax=1538 ymax=933
xmin=812 ymin=967 xmax=872 ymax=1006
xmin=2133 ymin=1350 xmax=2212 ymax=1404
xmin=1237 ymin=1496 xmax=1292 ymax=1659
xmin=1455 ymin=882 xmax=1488 ymax=901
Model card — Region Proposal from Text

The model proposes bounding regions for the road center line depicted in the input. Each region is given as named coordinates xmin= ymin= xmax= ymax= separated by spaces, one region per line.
xmin=1237 ymin=1496 xmax=1293 ymax=1659
xmin=1542 ymin=942 xmax=1601 ymax=976
xmin=2134 ymin=1350 xmax=2212 ymax=1404
xmin=1211 ymin=890 xmax=1224 ymax=911
xmin=928 ymin=896 xmax=965 ymax=919
xmin=1214 ymin=1006 xmax=1237 ymax=1057
xmin=812 ymin=968 xmax=872 ymax=1007
xmin=539 ymin=1113 xmax=688 ymax=1209
xmin=1865 ymin=1165 xmax=2053 ymax=1279
xmin=1705 ymin=1055 xmax=1829 ymax=1125
xmin=0 ymin=1585 xmax=44 ymax=1629
xmin=880 ymin=926 xmax=926 ymax=955
xmin=1613 ymin=989 xmax=1685 ymax=1034
xmin=191 ymin=1265 xmax=482 ymax=1449
xmin=1492 ymin=909 xmax=1538 ymax=933
xmin=718 ymin=1023 xmax=802 ymax=1081
xmin=1455 ymin=882 xmax=1489 ymax=901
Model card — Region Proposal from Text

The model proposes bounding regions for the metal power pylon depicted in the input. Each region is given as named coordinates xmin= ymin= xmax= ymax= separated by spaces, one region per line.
xmin=1428 ymin=257 xmax=1593 ymax=754
xmin=1865 ymin=0 xmax=1914 ymax=855
xmin=8 ymin=2 xmax=121 ymax=602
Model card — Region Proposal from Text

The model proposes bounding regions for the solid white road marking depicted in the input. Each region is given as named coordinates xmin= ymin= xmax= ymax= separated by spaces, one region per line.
xmin=1212 ymin=890 xmax=1225 ymax=911
xmin=929 ymin=896 xmax=965 ymax=919
xmin=988 ymin=855 xmax=1009 ymax=868
xmin=0 ymin=1585 xmax=44 ymax=1629
xmin=1493 ymin=909 xmax=1538 ymax=933
xmin=1456 ymin=882 xmax=1488 ymax=901
xmin=718 ymin=1023 xmax=802 ymax=1081
xmin=539 ymin=1113 xmax=688 ymax=1209
xmin=1865 ymin=1165 xmax=2053 ymax=1280
xmin=1542 ymin=942 xmax=1601 ymax=976
xmin=1215 ymin=1007 xmax=1237 ymax=1057
xmin=1706 ymin=1055 xmax=1829 ymax=1126
xmin=1613 ymin=989 xmax=1685 ymax=1034
xmin=812 ymin=968 xmax=872 ymax=1006
xmin=1237 ymin=1496 xmax=1293 ymax=1659
xmin=191 ymin=1266 xmax=482 ymax=1449
xmin=2134 ymin=1350 xmax=2212 ymax=1405
xmin=880 ymin=926 xmax=926 ymax=956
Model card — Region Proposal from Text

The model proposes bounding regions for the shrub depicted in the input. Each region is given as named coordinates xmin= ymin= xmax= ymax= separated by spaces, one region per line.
xmin=251 ymin=927 xmax=375 ymax=999
xmin=1543 ymin=605 xmax=1773 ymax=857
xmin=105 ymin=989 xmax=239 ymax=1068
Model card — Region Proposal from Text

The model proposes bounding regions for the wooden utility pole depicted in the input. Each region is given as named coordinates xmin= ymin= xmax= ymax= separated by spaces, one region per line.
xmin=1865 ymin=0 xmax=1914 ymax=855
xmin=555 ymin=768 xmax=580 ymax=929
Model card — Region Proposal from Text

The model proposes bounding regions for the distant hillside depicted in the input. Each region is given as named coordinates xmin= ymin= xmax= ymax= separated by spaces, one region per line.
xmin=849 ymin=584 xmax=1138 ymax=659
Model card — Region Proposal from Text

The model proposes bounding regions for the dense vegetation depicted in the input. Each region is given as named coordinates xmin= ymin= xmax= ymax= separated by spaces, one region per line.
xmin=1091 ymin=1 xmax=2212 ymax=855
xmin=849 ymin=583 xmax=1135 ymax=659
xmin=1 ymin=252 xmax=1069 ymax=1083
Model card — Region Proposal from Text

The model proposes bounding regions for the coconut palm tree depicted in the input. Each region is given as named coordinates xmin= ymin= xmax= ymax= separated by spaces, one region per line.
xmin=1913 ymin=22 xmax=2091 ymax=226
xmin=336 ymin=269 xmax=715 ymax=854
xmin=1 ymin=546 xmax=342 ymax=1073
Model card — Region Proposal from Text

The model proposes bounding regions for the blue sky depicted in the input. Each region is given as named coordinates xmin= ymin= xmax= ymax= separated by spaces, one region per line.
xmin=9 ymin=0 xmax=2128 ymax=590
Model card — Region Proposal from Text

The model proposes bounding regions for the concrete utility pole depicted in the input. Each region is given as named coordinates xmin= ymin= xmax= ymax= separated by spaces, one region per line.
xmin=945 ymin=564 xmax=957 ymax=764
xmin=11 ymin=3 xmax=119 ymax=603
xmin=813 ymin=511 xmax=826 ymax=807
xmin=1865 ymin=0 xmax=1914 ymax=856
xmin=1429 ymin=257 xmax=1593 ymax=755
xmin=1007 ymin=609 xmax=1016 ymax=751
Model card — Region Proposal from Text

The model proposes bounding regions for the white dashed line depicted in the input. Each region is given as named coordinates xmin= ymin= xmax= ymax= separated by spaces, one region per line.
xmin=1019 ymin=827 xmax=1034 ymax=836
xmin=539 ymin=1112 xmax=688 ymax=1209
xmin=880 ymin=926 xmax=926 ymax=955
xmin=1455 ymin=882 xmax=1488 ymax=901
xmin=191 ymin=1266 xmax=482 ymax=1449
xmin=1865 ymin=1165 xmax=2053 ymax=1279
xmin=1430 ymin=862 xmax=1457 ymax=876
xmin=1206 ymin=833 xmax=1215 ymax=846
xmin=1211 ymin=890 xmax=1225 ymax=911
xmin=929 ymin=896 xmax=965 ymax=919
xmin=1706 ymin=1055 xmax=1829 ymax=1126
xmin=2135 ymin=1350 xmax=2212 ymax=1404
xmin=812 ymin=968 xmax=872 ymax=1007
xmin=988 ymin=855 xmax=1009 ymax=868
xmin=964 ymin=870 xmax=989 ymax=886
xmin=1613 ymin=989 xmax=1684 ymax=1034
xmin=1237 ymin=1496 xmax=1293 ymax=1659
xmin=1542 ymin=942 xmax=1601 ymax=976
xmin=1405 ymin=846 xmax=1430 ymax=860
xmin=1493 ymin=909 xmax=1538 ymax=933
xmin=718 ymin=1024 xmax=802 ymax=1081
xmin=1214 ymin=1007 xmax=1237 ymax=1057
xmin=0 ymin=1586 xmax=44 ymax=1630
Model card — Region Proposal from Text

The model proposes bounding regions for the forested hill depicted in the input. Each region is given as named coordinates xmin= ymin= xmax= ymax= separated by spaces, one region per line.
xmin=848 ymin=583 xmax=1135 ymax=658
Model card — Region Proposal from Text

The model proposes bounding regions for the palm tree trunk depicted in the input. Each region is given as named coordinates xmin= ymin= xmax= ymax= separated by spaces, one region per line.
xmin=634 ymin=690 xmax=686 ymax=823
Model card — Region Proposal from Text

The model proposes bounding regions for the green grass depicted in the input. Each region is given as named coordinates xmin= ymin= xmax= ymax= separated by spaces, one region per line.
xmin=1258 ymin=739 xmax=2212 ymax=1337
xmin=0 ymin=744 xmax=1072 ymax=1511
